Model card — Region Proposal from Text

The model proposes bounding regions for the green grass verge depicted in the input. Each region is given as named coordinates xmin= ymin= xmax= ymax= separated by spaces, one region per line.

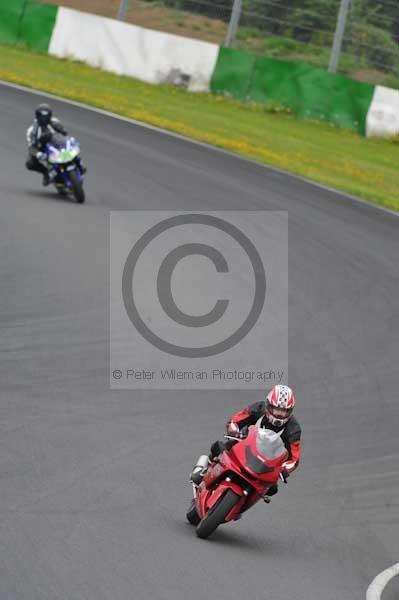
xmin=1 ymin=43 xmax=398 ymax=211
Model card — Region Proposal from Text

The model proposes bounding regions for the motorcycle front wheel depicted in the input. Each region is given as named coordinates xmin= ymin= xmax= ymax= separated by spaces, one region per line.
xmin=69 ymin=170 xmax=85 ymax=204
xmin=196 ymin=489 xmax=240 ymax=539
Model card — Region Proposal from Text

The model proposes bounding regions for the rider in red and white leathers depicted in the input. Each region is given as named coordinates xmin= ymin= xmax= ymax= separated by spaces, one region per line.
xmin=192 ymin=385 xmax=301 ymax=496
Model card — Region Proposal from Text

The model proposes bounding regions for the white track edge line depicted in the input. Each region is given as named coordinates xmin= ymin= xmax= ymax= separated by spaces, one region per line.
xmin=1 ymin=78 xmax=397 ymax=217
xmin=366 ymin=563 xmax=399 ymax=600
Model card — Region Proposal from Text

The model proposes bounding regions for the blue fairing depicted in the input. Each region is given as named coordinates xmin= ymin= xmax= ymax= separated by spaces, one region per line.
xmin=45 ymin=135 xmax=85 ymax=192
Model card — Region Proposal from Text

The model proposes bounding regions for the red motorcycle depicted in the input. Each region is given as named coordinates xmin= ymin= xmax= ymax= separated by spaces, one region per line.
xmin=186 ymin=420 xmax=288 ymax=539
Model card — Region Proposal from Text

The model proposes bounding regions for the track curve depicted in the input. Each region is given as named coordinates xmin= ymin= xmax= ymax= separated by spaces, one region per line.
xmin=1 ymin=82 xmax=398 ymax=600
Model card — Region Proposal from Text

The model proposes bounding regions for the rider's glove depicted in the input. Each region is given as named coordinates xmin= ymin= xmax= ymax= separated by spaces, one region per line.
xmin=226 ymin=422 xmax=240 ymax=435
xmin=36 ymin=151 xmax=46 ymax=161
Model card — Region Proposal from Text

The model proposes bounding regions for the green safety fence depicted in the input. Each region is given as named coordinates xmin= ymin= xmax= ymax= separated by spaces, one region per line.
xmin=211 ymin=47 xmax=375 ymax=135
xmin=19 ymin=2 xmax=57 ymax=52
xmin=210 ymin=47 xmax=256 ymax=102
xmin=0 ymin=0 xmax=57 ymax=52
xmin=0 ymin=0 xmax=26 ymax=45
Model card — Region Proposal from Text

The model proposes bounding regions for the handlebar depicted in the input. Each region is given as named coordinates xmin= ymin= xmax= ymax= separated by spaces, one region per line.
xmin=223 ymin=433 xmax=245 ymax=441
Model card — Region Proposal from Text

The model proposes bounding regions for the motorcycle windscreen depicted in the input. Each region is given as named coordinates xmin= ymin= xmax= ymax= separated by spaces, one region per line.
xmin=235 ymin=421 xmax=288 ymax=476
xmin=255 ymin=424 xmax=287 ymax=462
xmin=51 ymin=133 xmax=68 ymax=148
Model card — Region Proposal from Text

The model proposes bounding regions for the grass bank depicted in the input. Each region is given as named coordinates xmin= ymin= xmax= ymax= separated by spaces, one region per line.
xmin=1 ymin=44 xmax=398 ymax=211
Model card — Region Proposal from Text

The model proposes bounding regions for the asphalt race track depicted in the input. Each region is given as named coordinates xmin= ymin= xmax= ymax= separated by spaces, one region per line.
xmin=1 ymin=82 xmax=398 ymax=600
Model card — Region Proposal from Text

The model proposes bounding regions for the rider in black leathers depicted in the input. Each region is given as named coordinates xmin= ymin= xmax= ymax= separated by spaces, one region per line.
xmin=26 ymin=104 xmax=68 ymax=186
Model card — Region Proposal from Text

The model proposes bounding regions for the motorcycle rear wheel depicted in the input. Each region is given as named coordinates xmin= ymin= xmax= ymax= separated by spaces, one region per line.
xmin=196 ymin=489 xmax=240 ymax=539
xmin=69 ymin=170 xmax=85 ymax=204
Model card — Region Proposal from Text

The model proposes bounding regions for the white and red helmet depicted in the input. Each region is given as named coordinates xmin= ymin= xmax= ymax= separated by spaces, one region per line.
xmin=265 ymin=385 xmax=295 ymax=428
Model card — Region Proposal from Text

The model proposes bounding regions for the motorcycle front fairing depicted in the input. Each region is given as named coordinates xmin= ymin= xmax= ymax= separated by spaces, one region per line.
xmin=197 ymin=421 xmax=288 ymax=522
xmin=230 ymin=421 xmax=288 ymax=485
xmin=46 ymin=136 xmax=83 ymax=189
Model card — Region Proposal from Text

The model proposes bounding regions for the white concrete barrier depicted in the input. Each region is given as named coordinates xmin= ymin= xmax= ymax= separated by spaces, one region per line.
xmin=49 ymin=7 xmax=219 ymax=92
xmin=366 ymin=85 xmax=399 ymax=137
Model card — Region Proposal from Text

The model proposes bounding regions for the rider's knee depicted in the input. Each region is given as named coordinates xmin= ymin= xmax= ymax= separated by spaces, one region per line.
xmin=26 ymin=156 xmax=38 ymax=170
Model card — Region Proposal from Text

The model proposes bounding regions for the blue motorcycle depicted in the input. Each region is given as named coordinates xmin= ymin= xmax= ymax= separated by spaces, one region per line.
xmin=45 ymin=134 xmax=85 ymax=203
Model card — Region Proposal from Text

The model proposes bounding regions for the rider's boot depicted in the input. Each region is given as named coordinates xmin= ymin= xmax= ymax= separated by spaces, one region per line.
xmin=263 ymin=483 xmax=278 ymax=503
xmin=190 ymin=454 xmax=209 ymax=486
xmin=42 ymin=172 xmax=50 ymax=186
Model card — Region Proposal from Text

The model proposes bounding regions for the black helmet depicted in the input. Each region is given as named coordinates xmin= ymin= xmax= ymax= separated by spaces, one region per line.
xmin=35 ymin=103 xmax=52 ymax=126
